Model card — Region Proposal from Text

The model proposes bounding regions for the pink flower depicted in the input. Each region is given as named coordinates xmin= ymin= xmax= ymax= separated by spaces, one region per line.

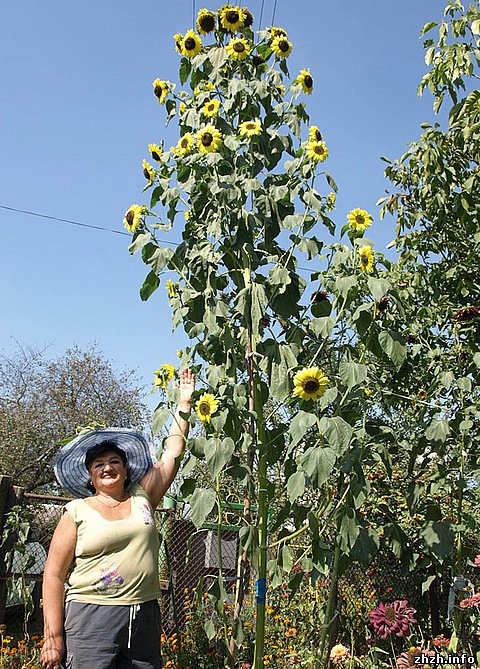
xmin=397 ymin=647 xmax=435 ymax=668
xmin=432 ymin=634 xmax=450 ymax=648
xmin=369 ymin=600 xmax=417 ymax=639
xmin=460 ymin=593 xmax=480 ymax=609
xmin=475 ymin=554 xmax=480 ymax=567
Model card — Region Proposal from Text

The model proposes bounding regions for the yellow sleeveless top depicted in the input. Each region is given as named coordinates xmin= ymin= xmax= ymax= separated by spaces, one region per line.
xmin=64 ymin=483 xmax=161 ymax=605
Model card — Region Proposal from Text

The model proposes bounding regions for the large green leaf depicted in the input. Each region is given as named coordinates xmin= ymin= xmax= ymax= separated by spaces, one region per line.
xmin=205 ymin=437 xmax=235 ymax=478
xmin=425 ymin=418 xmax=450 ymax=444
xmin=298 ymin=446 xmax=336 ymax=487
xmin=287 ymin=470 xmax=306 ymax=503
xmin=139 ymin=271 xmax=160 ymax=301
xmin=288 ymin=411 xmax=317 ymax=452
xmin=152 ymin=408 xmax=170 ymax=436
xmin=378 ymin=329 xmax=406 ymax=368
xmin=319 ymin=417 xmax=353 ymax=453
xmin=367 ymin=277 xmax=390 ymax=302
xmin=338 ymin=361 xmax=368 ymax=389
xmin=420 ymin=521 xmax=454 ymax=558
xmin=350 ymin=527 xmax=379 ymax=564
xmin=189 ymin=487 xmax=216 ymax=528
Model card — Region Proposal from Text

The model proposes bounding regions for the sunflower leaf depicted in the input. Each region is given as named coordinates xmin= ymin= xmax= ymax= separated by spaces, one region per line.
xmin=188 ymin=487 xmax=217 ymax=528
xmin=298 ymin=446 xmax=336 ymax=488
xmin=287 ymin=470 xmax=306 ymax=503
xmin=319 ymin=417 xmax=353 ymax=454
xmin=152 ymin=407 xmax=170 ymax=436
xmin=139 ymin=271 xmax=160 ymax=301
xmin=338 ymin=361 xmax=368 ymax=389
xmin=288 ymin=411 xmax=317 ymax=453
xmin=179 ymin=58 xmax=192 ymax=85
xmin=378 ymin=329 xmax=406 ymax=368
xmin=205 ymin=437 xmax=235 ymax=478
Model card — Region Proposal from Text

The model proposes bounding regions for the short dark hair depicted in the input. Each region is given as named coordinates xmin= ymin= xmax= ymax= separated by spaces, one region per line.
xmin=85 ymin=440 xmax=128 ymax=470
xmin=85 ymin=440 xmax=129 ymax=494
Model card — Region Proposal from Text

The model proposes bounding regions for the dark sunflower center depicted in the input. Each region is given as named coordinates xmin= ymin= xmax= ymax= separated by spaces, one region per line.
xmin=200 ymin=15 xmax=215 ymax=31
xmin=185 ymin=37 xmax=196 ymax=50
xmin=180 ymin=139 xmax=189 ymax=148
xmin=246 ymin=123 xmax=256 ymax=130
xmin=152 ymin=151 xmax=160 ymax=160
xmin=314 ymin=129 xmax=321 ymax=140
xmin=361 ymin=254 xmax=369 ymax=265
xmin=304 ymin=380 xmax=319 ymax=393
xmin=202 ymin=132 xmax=213 ymax=146
xmin=243 ymin=11 xmax=253 ymax=26
xmin=154 ymin=85 xmax=163 ymax=98
xmin=356 ymin=215 xmax=365 ymax=225
xmin=226 ymin=10 xmax=239 ymax=23
xmin=199 ymin=402 xmax=210 ymax=415
xmin=207 ymin=103 xmax=215 ymax=111
xmin=384 ymin=606 xmax=396 ymax=623
xmin=126 ymin=211 xmax=134 ymax=225
xmin=144 ymin=168 xmax=151 ymax=179
xmin=233 ymin=41 xmax=246 ymax=52
xmin=279 ymin=40 xmax=289 ymax=52
xmin=314 ymin=145 xmax=325 ymax=155
xmin=304 ymin=75 xmax=313 ymax=88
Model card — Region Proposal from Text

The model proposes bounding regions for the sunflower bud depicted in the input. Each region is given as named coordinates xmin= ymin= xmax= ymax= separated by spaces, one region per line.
xmin=311 ymin=290 xmax=329 ymax=304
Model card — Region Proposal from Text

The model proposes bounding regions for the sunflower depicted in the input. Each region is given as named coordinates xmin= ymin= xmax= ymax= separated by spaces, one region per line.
xmin=196 ymin=8 xmax=216 ymax=34
xmin=347 ymin=208 xmax=372 ymax=232
xmin=195 ymin=392 xmax=220 ymax=423
xmin=276 ymin=84 xmax=286 ymax=97
xmin=197 ymin=125 xmax=223 ymax=154
xmin=326 ymin=192 xmax=336 ymax=211
xmin=166 ymin=279 xmax=176 ymax=298
xmin=239 ymin=119 xmax=262 ymax=137
xmin=179 ymin=101 xmax=187 ymax=114
xmin=308 ymin=125 xmax=322 ymax=142
xmin=271 ymin=35 xmax=292 ymax=58
xmin=123 ymin=204 xmax=146 ymax=233
xmin=306 ymin=140 xmax=329 ymax=162
xmin=173 ymin=33 xmax=183 ymax=54
xmin=181 ymin=30 xmax=203 ymax=58
xmin=219 ymin=5 xmax=246 ymax=31
xmin=173 ymin=132 xmax=195 ymax=157
xmin=293 ymin=367 xmax=329 ymax=401
xmin=417 ymin=388 xmax=427 ymax=399
xmin=269 ymin=26 xmax=287 ymax=38
xmin=241 ymin=7 xmax=254 ymax=27
xmin=202 ymin=98 xmax=220 ymax=117
xmin=152 ymin=78 xmax=169 ymax=104
xmin=153 ymin=364 xmax=176 ymax=389
xmin=148 ymin=143 xmax=163 ymax=162
xmin=226 ymin=37 xmax=252 ymax=60
xmin=142 ymin=159 xmax=156 ymax=183
xmin=297 ymin=68 xmax=313 ymax=94
xmin=358 ymin=245 xmax=375 ymax=273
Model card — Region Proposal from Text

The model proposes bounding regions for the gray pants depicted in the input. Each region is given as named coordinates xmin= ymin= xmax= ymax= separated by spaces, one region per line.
xmin=64 ymin=600 xmax=162 ymax=669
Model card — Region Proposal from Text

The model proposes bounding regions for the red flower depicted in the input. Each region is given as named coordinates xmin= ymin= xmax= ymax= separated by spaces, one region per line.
xmin=369 ymin=600 xmax=417 ymax=639
xmin=453 ymin=306 xmax=480 ymax=322
xmin=432 ymin=634 xmax=450 ymax=648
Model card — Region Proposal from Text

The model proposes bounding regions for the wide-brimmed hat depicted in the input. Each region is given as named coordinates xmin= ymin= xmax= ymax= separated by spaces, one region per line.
xmin=54 ymin=428 xmax=156 ymax=498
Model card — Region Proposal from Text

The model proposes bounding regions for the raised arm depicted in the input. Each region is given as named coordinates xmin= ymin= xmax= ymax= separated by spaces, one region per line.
xmin=40 ymin=510 xmax=77 ymax=669
xmin=140 ymin=368 xmax=195 ymax=508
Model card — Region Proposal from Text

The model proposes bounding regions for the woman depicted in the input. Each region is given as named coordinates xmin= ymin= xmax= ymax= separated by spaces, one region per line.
xmin=40 ymin=368 xmax=195 ymax=669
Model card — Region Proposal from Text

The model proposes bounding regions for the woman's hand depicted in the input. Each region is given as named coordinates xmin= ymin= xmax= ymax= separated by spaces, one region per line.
xmin=178 ymin=368 xmax=195 ymax=405
xmin=40 ymin=635 xmax=65 ymax=669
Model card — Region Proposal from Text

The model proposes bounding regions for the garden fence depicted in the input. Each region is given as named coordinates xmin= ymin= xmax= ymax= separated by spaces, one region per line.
xmin=0 ymin=474 xmax=451 ymax=654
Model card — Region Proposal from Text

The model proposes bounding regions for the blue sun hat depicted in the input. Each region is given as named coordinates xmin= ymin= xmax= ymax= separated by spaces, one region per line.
xmin=54 ymin=428 xmax=156 ymax=498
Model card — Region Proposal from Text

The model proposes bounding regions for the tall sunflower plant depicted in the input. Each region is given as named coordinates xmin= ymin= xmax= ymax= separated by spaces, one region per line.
xmin=124 ymin=5 xmax=408 ymax=667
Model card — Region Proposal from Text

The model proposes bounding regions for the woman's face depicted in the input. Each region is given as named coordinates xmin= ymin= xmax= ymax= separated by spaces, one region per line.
xmin=88 ymin=450 xmax=128 ymax=493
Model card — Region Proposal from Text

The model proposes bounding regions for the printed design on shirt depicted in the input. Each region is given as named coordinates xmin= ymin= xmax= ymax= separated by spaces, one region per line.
xmin=94 ymin=564 xmax=125 ymax=594
xmin=140 ymin=502 xmax=155 ymax=526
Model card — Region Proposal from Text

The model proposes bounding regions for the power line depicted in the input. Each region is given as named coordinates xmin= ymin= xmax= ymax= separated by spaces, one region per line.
xmin=259 ymin=0 xmax=265 ymax=28
xmin=271 ymin=0 xmax=278 ymax=25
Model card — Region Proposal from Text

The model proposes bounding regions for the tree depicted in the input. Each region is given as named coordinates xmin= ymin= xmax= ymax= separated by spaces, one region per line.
xmin=0 ymin=342 xmax=150 ymax=491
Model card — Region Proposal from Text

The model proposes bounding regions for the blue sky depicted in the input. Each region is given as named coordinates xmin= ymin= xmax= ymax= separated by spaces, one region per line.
xmin=1 ymin=1 xmax=443 ymax=412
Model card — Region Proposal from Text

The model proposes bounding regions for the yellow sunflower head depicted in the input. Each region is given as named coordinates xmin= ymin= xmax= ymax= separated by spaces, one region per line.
xmin=165 ymin=279 xmax=176 ymax=298
xmin=179 ymin=101 xmax=187 ymax=114
xmin=152 ymin=78 xmax=169 ymax=104
xmin=123 ymin=204 xmax=146 ymax=233
xmin=347 ymin=208 xmax=372 ymax=232
xmin=271 ymin=35 xmax=292 ymax=58
xmin=195 ymin=392 xmax=220 ymax=423
xmin=196 ymin=8 xmax=216 ymax=34
xmin=241 ymin=7 xmax=254 ymax=27
xmin=173 ymin=33 xmax=184 ymax=54
xmin=182 ymin=29 xmax=203 ymax=58
xmin=226 ymin=37 xmax=252 ymax=60
xmin=269 ymin=26 xmax=287 ymax=38
xmin=297 ymin=68 xmax=313 ymax=94
xmin=293 ymin=367 xmax=329 ymax=401
xmin=417 ymin=388 xmax=427 ymax=399
xmin=172 ymin=133 xmax=195 ymax=157
xmin=219 ymin=5 xmax=246 ymax=31
xmin=153 ymin=364 xmax=176 ymax=389
xmin=239 ymin=119 xmax=262 ymax=137
xmin=148 ymin=143 xmax=163 ymax=162
xmin=142 ymin=159 xmax=156 ymax=183
xmin=358 ymin=245 xmax=375 ymax=273
xmin=326 ymin=192 xmax=336 ymax=211
xmin=202 ymin=98 xmax=220 ymax=117
xmin=306 ymin=140 xmax=329 ymax=163
xmin=197 ymin=125 xmax=223 ymax=154
xmin=276 ymin=84 xmax=286 ymax=97
xmin=308 ymin=125 xmax=322 ymax=142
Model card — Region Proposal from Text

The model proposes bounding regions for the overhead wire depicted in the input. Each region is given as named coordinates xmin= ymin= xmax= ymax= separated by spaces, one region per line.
xmin=258 ymin=0 xmax=265 ymax=30
xmin=271 ymin=0 xmax=278 ymax=25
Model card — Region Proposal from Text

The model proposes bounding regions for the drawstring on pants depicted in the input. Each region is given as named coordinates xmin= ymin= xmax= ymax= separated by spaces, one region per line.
xmin=127 ymin=604 xmax=141 ymax=649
